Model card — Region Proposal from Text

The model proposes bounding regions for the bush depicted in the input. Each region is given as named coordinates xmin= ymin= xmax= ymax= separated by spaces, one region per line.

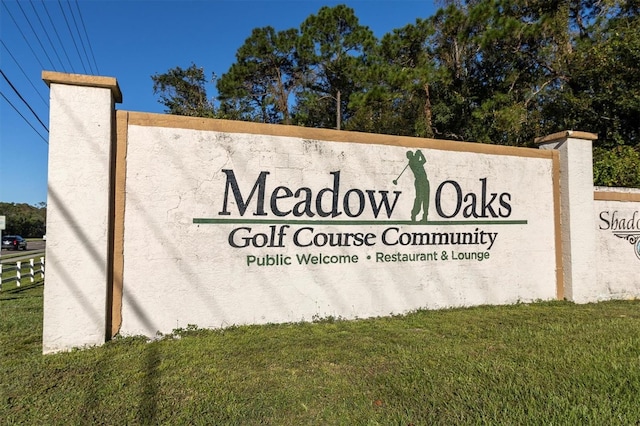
xmin=593 ymin=145 xmax=640 ymax=188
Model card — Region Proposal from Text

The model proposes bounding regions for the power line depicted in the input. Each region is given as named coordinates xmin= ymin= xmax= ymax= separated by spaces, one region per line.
xmin=57 ymin=0 xmax=88 ymax=74
xmin=42 ymin=0 xmax=75 ymax=73
xmin=15 ymin=0 xmax=57 ymax=71
xmin=0 ymin=40 xmax=49 ymax=108
xmin=67 ymin=0 xmax=94 ymax=74
xmin=0 ymin=0 xmax=103 ymax=152
xmin=1 ymin=2 xmax=47 ymax=71
xmin=0 ymin=0 xmax=104 ymax=153
xmin=0 ymin=91 xmax=49 ymax=145
xmin=0 ymin=69 xmax=49 ymax=134
xmin=29 ymin=0 xmax=66 ymax=71
xmin=74 ymin=0 xmax=100 ymax=75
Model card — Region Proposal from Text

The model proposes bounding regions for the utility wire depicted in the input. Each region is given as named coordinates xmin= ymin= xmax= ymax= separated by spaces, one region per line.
xmin=16 ymin=0 xmax=57 ymax=71
xmin=74 ymin=0 xmax=100 ymax=74
xmin=0 ymin=91 xmax=49 ymax=145
xmin=29 ymin=0 xmax=66 ymax=71
xmin=57 ymin=0 xmax=88 ymax=74
xmin=0 ymin=69 xmax=49 ymax=133
xmin=0 ymin=40 xmax=48 ymax=108
xmin=1 ymin=2 xmax=47 ymax=71
xmin=67 ymin=0 xmax=94 ymax=74
xmin=42 ymin=0 xmax=75 ymax=72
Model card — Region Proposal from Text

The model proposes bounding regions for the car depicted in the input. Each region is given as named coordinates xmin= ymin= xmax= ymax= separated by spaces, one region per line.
xmin=1 ymin=235 xmax=27 ymax=251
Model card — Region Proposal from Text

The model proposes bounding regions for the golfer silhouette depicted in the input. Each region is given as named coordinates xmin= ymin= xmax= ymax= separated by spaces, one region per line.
xmin=406 ymin=150 xmax=430 ymax=222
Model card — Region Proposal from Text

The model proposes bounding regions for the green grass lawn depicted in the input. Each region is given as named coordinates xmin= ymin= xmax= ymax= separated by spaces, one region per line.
xmin=2 ymin=280 xmax=639 ymax=424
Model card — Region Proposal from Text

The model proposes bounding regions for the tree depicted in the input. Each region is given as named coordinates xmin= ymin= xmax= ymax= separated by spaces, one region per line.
xmin=217 ymin=26 xmax=303 ymax=124
xmin=295 ymin=5 xmax=376 ymax=130
xmin=593 ymin=145 xmax=640 ymax=187
xmin=427 ymin=3 xmax=482 ymax=141
xmin=152 ymin=64 xmax=215 ymax=117
xmin=152 ymin=0 xmax=639 ymax=187
xmin=0 ymin=202 xmax=46 ymax=238
xmin=540 ymin=0 xmax=640 ymax=185
xmin=429 ymin=0 xmax=574 ymax=145
xmin=348 ymin=19 xmax=437 ymax=137
xmin=556 ymin=0 xmax=639 ymax=148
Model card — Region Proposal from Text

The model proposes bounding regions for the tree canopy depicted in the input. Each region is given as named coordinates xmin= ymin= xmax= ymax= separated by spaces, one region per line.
xmin=152 ymin=1 xmax=640 ymax=187
xmin=216 ymin=26 xmax=304 ymax=124
xmin=151 ymin=64 xmax=215 ymax=117
xmin=0 ymin=202 xmax=46 ymax=238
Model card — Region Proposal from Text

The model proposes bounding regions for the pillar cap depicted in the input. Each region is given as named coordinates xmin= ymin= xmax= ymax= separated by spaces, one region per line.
xmin=42 ymin=71 xmax=122 ymax=103
xmin=534 ymin=130 xmax=597 ymax=145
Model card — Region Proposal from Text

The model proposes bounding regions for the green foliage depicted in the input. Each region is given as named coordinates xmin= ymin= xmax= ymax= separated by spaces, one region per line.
xmin=560 ymin=2 xmax=640 ymax=148
xmin=294 ymin=5 xmax=376 ymax=130
xmin=151 ymin=64 xmax=215 ymax=117
xmin=217 ymin=26 xmax=303 ymax=124
xmin=593 ymin=145 xmax=640 ymax=187
xmin=0 ymin=202 xmax=46 ymax=237
xmin=153 ymin=0 xmax=640 ymax=186
xmin=348 ymin=18 xmax=437 ymax=137
xmin=3 ymin=284 xmax=640 ymax=423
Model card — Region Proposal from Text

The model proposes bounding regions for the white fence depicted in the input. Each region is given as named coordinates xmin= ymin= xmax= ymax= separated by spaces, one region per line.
xmin=0 ymin=257 xmax=45 ymax=291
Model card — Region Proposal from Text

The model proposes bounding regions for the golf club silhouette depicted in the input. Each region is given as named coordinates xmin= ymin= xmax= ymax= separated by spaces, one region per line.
xmin=392 ymin=164 xmax=409 ymax=185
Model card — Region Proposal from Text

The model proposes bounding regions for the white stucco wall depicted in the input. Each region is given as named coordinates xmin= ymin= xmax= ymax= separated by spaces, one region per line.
xmin=594 ymin=188 xmax=640 ymax=299
xmin=42 ymin=73 xmax=639 ymax=354
xmin=118 ymin=124 xmax=559 ymax=338
xmin=42 ymin=83 xmax=115 ymax=353
xmin=538 ymin=133 xmax=598 ymax=303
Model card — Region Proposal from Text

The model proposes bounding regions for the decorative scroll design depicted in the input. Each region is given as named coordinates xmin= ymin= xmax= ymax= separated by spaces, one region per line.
xmin=614 ymin=232 xmax=640 ymax=260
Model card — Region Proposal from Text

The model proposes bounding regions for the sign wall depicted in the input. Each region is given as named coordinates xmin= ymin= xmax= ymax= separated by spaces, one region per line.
xmin=52 ymin=72 xmax=640 ymax=354
xmin=117 ymin=115 xmax=559 ymax=337
xmin=594 ymin=188 xmax=640 ymax=298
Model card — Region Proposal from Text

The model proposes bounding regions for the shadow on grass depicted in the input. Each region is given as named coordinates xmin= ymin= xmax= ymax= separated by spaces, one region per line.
xmin=138 ymin=342 xmax=160 ymax=424
xmin=78 ymin=342 xmax=160 ymax=423
xmin=0 ymin=281 xmax=44 ymax=300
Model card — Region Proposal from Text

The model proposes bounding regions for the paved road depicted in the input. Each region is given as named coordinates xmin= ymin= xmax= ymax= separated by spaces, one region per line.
xmin=0 ymin=240 xmax=46 ymax=263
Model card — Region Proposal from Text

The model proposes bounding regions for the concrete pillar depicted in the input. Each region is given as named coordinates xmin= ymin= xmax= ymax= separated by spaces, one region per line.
xmin=42 ymin=72 xmax=122 ymax=353
xmin=536 ymin=130 xmax=600 ymax=303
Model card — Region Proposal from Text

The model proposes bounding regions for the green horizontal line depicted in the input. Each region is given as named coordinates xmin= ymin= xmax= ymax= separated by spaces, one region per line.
xmin=193 ymin=218 xmax=527 ymax=226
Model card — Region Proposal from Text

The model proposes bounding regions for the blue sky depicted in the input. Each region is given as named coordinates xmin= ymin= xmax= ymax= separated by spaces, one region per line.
xmin=0 ymin=0 xmax=437 ymax=206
